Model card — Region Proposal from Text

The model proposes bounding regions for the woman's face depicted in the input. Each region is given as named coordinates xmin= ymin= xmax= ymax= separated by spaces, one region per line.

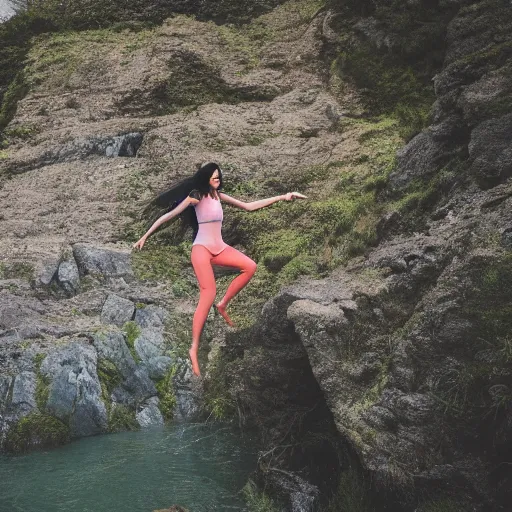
xmin=209 ymin=169 xmax=221 ymax=189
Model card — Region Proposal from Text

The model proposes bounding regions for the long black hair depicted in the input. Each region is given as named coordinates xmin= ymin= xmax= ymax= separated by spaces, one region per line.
xmin=143 ymin=162 xmax=223 ymax=239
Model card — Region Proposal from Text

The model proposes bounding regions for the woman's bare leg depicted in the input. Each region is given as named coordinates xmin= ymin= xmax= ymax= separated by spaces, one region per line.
xmin=211 ymin=246 xmax=257 ymax=327
xmin=190 ymin=245 xmax=216 ymax=376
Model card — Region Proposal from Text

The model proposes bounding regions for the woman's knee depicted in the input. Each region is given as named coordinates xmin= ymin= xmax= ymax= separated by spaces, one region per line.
xmin=199 ymin=286 xmax=216 ymax=305
xmin=245 ymin=259 xmax=257 ymax=276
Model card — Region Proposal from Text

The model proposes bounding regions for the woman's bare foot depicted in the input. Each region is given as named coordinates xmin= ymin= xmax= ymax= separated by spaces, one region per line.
xmin=215 ymin=303 xmax=234 ymax=327
xmin=189 ymin=348 xmax=201 ymax=376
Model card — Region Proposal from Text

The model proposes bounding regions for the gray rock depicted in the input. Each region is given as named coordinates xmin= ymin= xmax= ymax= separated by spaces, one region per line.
xmin=93 ymin=331 xmax=137 ymax=379
xmin=147 ymin=356 xmax=173 ymax=379
xmin=11 ymin=371 xmax=37 ymax=418
xmin=0 ymin=291 xmax=45 ymax=331
xmin=116 ymin=367 xmax=156 ymax=404
xmin=134 ymin=328 xmax=165 ymax=362
xmin=457 ymin=68 xmax=512 ymax=127
xmin=287 ymin=299 xmax=348 ymax=332
xmin=376 ymin=211 xmax=400 ymax=241
xmin=104 ymin=133 xmax=144 ymax=157
xmin=57 ymin=258 xmax=80 ymax=296
xmin=469 ymin=113 xmax=512 ymax=188
xmin=134 ymin=305 xmax=169 ymax=329
xmin=136 ymin=396 xmax=164 ymax=428
xmin=353 ymin=17 xmax=398 ymax=52
xmin=101 ymin=294 xmax=135 ymax=326
xmin=72 ymin=244 xmax=133 ymax=280
xmin=40 ymin=342 xmax=107 ymax=437
xmin=173 ymin=388 xmax=201 ymax=422
xmin=347 ymin=352 xmax=382 ymax=383
xmin=501 ymin=228 xmax=512 ymax=249
xmin=379 ymin=389 xmax=435 ymax=426
xmin=0 ymin=376 xmax=11 ymax=411
xmin=36 ymin=260 xmax=59 ymax=286
xmin=364 ymin=405 xmax=398 ymax=431
xmin=37 ymin=133 xmax=143 ymax=167
xmin=389 ymin=123 xmax=461 ymax=190
xmin=69 ymin=366 xmax=109 ymax=437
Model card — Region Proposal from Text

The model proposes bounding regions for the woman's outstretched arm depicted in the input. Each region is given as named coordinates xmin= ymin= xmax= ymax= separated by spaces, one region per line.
xmin=133 ymin=196 xmax=199 ymax=250
xmin=219 ymin=192 xmax=306 ymax=212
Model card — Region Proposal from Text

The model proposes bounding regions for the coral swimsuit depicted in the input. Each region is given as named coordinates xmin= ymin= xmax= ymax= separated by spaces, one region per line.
xmin=192 ymin=194 xmax=228 ymax=255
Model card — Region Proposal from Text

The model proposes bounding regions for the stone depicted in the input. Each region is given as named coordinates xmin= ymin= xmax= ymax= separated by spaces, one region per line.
xmin=134 ymin=328 xmax=166 ymax=362
xmin=136 ymin=396 xmax=164 ymax=428
xmin=146 ymin=356 xmax=173 ymax=380
xmin=57 ymin=258 xmax=80 ymax=296
xmin=469 ymin=113 xmax=512 ymax=189
xmin=389 ymin=125 xmax=461 ymax=190
xmin=501 ymin=228 xmax=512 ymax=249
xmin=173 ymin=387 xmax=201 ymax=422
xmin=36 ymin=133 xmax=143 ymax=167
xmin=134 ymin=305 xmax=169 ymax=329
xmin=115 ymin=367 xmax=157 ymax=404
xmin=72 ymin=244 xmax=133 ymax=280
xmin=376 ymin=211 xmax=400 ymax=241
xmin=101 ymin=294 xmax=135 ymax=327
xmin=40 ymin=342 xmax=107 ymax=437
xmin=93 ymin=331 xmax=137 ymax=379
xmin=0 ymin=376 xmax=11 ymax=411
xmin=11 ymin=371 xmax=37 ymax=418
xmin=36 ymin=259 xmax=59 ymax=286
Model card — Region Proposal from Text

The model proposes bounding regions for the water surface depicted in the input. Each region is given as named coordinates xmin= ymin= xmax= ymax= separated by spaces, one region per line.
xmin=0 ymin=423 xmax=258 ymax=512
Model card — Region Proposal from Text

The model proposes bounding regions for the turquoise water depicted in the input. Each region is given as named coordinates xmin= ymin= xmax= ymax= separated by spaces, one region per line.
xmin=0 ymin=423 xmax=258 ymax=512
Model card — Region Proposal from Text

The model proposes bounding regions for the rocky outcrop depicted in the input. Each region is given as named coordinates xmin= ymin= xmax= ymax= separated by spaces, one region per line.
xmin=0 ymin=240 xmax=202 ymax=453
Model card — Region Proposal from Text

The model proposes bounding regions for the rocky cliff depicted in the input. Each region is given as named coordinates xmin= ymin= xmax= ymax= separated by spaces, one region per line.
xmin=0 ymin=1 xmax=511 ymax=511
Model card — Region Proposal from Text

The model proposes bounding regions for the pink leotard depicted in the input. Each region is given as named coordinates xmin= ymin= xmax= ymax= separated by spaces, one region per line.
xmin=192 ymin=194 xmax=228 ymax=255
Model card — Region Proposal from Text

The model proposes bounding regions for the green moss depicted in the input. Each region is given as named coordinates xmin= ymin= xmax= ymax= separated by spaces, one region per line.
xmin=0 ymin=261 xmax=35 ymax=280
xmin=257 ymin=229 xmax=310 ymax=272
xmin=97 ymin=357 xmax=124 ymax=418
xmin=154 ymin=366 xmax=177 ymax=421
xmin=96 ymin=358 xmax=139 ymax=432
xmin=203 ymin=347 xmax=236 ymax=421
xmin=331 ymin=43 xmax=435 ymax=139
xmin=324 ymin=467 xmax=374 ymax=512
xmin=131 ymin=243 xmax=192 ymax=283
xmin=108 ymin=404 xmax=139 ymax=433
xmin=4 ymin=413 xmax=70 ymax=453
xmin=122 ymin=321 xmax=142 ymax=363
xmin=416 ymin=497 xmax=468 ymax=512
xmin=0 ymin=71 xmax=30 ymax=133
xmin=433 ymin=254 xmax=512 ymax=423
xmin=243 ymin=479 xmax=280 ymax=512
xmin=33 ymin=353 xmax=50 ymax=411
xmin=4 ymin=124 xmax=39 ymax=140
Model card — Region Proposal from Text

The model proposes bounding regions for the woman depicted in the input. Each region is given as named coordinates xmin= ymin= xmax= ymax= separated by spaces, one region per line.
xmin=133 ymin=162 xmax=306 ymax=376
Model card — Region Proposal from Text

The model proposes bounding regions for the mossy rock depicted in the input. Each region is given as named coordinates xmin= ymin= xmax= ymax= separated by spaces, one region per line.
xmin=4 ymin=413 xmax=70 ymax=453
xmin=108 ymin=404 xmax=139 ymax=433
xmin=155 ymin=366 xmax=177 ymax=421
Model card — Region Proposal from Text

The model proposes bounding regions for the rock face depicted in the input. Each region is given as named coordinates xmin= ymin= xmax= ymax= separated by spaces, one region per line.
xmin=41 ymin=342 xmax=108 ymax=437
xmin=230 ymin=187 xmax=512 ymax=508
xmin=0 ymin=0 xmax=511 ymax=509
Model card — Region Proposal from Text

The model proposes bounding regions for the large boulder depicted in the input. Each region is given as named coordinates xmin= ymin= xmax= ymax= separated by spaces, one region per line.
xmin=39 ymin=342 xmax=108 ymax=437
xmin=72 ymin=244 xmax=134 ymax=281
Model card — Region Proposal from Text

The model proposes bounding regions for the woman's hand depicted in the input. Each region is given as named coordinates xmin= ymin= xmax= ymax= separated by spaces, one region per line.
xmin=283 ymin=192 xmax=307 ymax=201
xmin=133 ymin=236 xmax=147 ymax=250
